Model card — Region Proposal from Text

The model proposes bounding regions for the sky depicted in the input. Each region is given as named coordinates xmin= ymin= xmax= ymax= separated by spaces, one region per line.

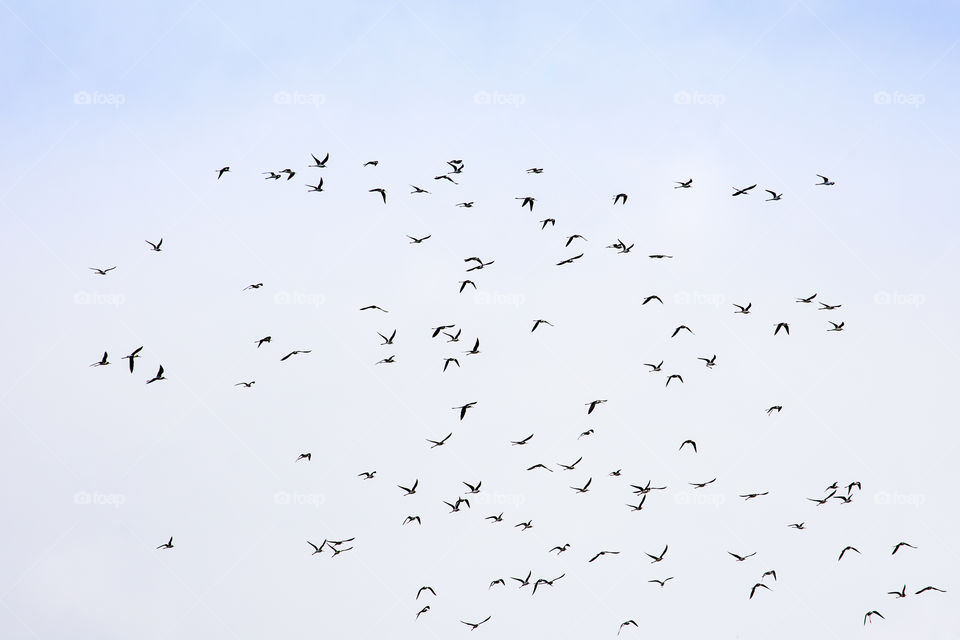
xmin=0 ymin=1 xmax=958 ymax=638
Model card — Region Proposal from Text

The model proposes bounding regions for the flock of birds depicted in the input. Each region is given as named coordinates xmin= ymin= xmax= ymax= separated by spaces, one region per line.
xmin=86 ymin=155 xmax=946 ymax=634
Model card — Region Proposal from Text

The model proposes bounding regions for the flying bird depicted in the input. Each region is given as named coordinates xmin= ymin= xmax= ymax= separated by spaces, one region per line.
xmin=89 ymin=266 xmax=116 ymax=275
xmin=90 ymin=351 xmax=109 ymax=367
xmin=280 ymin=350 xmax=311 ymax=361
xmin=145 ymin=238 xmax=163 ymax=251
xmin=216 ymin=166 xmax=230 ymax=179
xmin=816 ymin=174 xmax=835 ymax=186
xmin=426 ymin=433 xmax=452 ymax=448
xmin=675 ymin=179 xmax=693 ymax=189
xmin=156 ymin=537 xmax=174 ymax=550
xmin=145 ymin=365 xmax=166 ymax=384
xmin=308 ymin=152 xmax=328 ymax=168
xmin=732 ymin=184 xmax=756 ymax=196
xmin=369 ymin=188 xmax=387 ymax=204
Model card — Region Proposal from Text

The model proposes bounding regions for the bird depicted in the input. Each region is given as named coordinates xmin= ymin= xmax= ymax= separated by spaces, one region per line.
xmin=618 ymin=620 xmax=638 ymax=635
xmin=145 ymin=238 xmax=163 ymax=251
xmin=456 ymin=202 xmax=475 ymax=208
xmin=740 ymin=492 xmax=768 ymax=500
xmin=488 ymin=579 xmax=505 ymax=589
xmin=646 ymin=545 xmax=668 ymax=563
xmin=578 ymin=429 xmax=594 ymax=439
xmin=416 ymin=586 xmax=436 ymax=600
xmin=90 ymin=351 xmax=110 ymax=367
xmin=732 ymin=184 xmax=756 ymax=196
xmin=761 ymin=570 xmax=777 ymax=582
xmin=665 ymin=374 xmax=683 ymax=387
xmin=698 ymin=355 xmax=717 ymax=368
xmin=485 ymin=513 xmax=503 ymax=523
xmin=532 ymin=574 xmax=564 ymax=595
xmin=616 ymin=240 xmax=635 ymax=253
xmin=89 ymin=266 xmax=116 ymax=275
xmin=460 ymin=616 xmax=491 ymax=631
xmin=216 ymin=166 xmax=230 ymax=179
xmin=458 ymin=280 xmax=476 ymax=293
xmin=123 ymin=347 xmax=143 ymax=373
xmin=788 ymin=522 xmax=806 ymax=530
xmin=308 ymin=152 xmax=328 ymax=168
xmin=511 ymin=434 xmax=534 ymax=446
xmin=358 ymin=471 xmax=376 ymax=479
xmin=368 ymin=188 xmax=387 ymax=204
xmin=255 ymin=336 xmax=271 ymax=348
xmin=442 ymin=357 xmax=459 ymax=372
xmin=363 ymin=160 xmax=378 ymax=167
xmin=539 ymin=218 xmax=555 ymax=229
xmin=627 ymin=495 xmax=647 ymax=511
xmin=462 ymin=337 xmax=481 ymax=354
xmin=613 ymin=193 xmax=628 ymax=205
xmin=888 ymin=585 xmax=906 ymax=598
xmin=642 ymin=295 xmax=663 ymax=305
xmin=377 ymin=356 xmax=396 ymax=367
xmin=649 ymin=577 xmax=673 ymax=587
xmin=558 ymin=456 xmax=582 ymax=471
xmin=330 ymin=546 xmax=353 ymax=557
xmin=280 ymin=350 xmax=311 ymax=361
xmin=671 ymin=325 xmax=694 ymax=337
xmin=816 ymin=174 xmax=835 ymax=186
xmin=733 ymin=302 xmax=752 ymax=314
xmin=527 ymin=463 xmax=552 ymax=472
xmin=589 ymin=550 xmax=620 ymax=562
xmin=766 ymin=405 xmax=782 ymax=415
xmin=556 ymin=253 xmax=583 ymax=266
xmin=526 ymin=167 xmax=543 ymax=174
xmin=570 ymin=477 xmax=592 ymax=493
xmin=307 ymin=540 xmax=325 ymax=555
xmin=892 ymin=542 xmax=917 ymax=555
xmin=416 ymin=606 xmax=430 ymax=619
xmin=462 ymin=481 xmax=482 ymax=494
xmin=306 ymin=178 xmax=324 ymax=192
xmin=679 ymin=439 xmax=697 ymax=453
xmin=466 ymin=259 xmax=495 ymax=272
xmin=156 ymin=536 xmax=174 ymax=550
xmin=430 ymin=325 xmax=455 ymax=338
xmin=796 ymin=293 xmax=817 ymax=303
xmin=750 ymin=583 xmax=771 ymax=599
xmin=360 ymin=305 xmax=388 ymax=312
xmin=838 ymin=546 xmax=861 ymax=561
xmin=516 ymin=196 xmax=535 ymax=210
xmin=728 ymin=551 xmax=756 ymax=562
xmin=585 ymin=399 xmax=607 ymax=415
xmin=378 ymin=330 xmax=396 ymax=345
xmin=774 ymin=322 xmax=790 ymax=335
xmin=863 ymin=611 xmax=884 ymax=625
xmin=819 ymin=302 xmax=842 ymax=310
xmin=263 ymin=171 xmax=281 ymax=180
xmin=566 ymin=234 xmax=586 ymax=247
xmin=453 ymin=402 xmax=477 ymax=420
xmin=242 ymin=283 xmax=263 ymax=290
xmin=765 ymin=190 xmax=782 ymax=201
xmin=689 ymin=478 xmax=716 ymax=489
xmin=915 ymin=586 xmax=946 ymax=595
xmin=550 ymin=544 xmax=570 ymax=554
xmin=515 ymin=520 xmax=533 ymax=531
xmin=409 ymin=185 xmax=429 ymax=194
xmin=649 ymin=254 xmax=673 ymax=259
xmin=828 ymin=321 xmax=845 ymax=332
xmin=645 ymin=361 xmax=663 ymax=372
xmin=675 ymin=179 xmax=693 ymax=189
xmin=145 ymin=365 xmax=166 ymax=384
xmin=280 ymin=168 xmax=295 ymax=180
xmin=531 ymin=319 xmax=553 ymax=332
xmin=434 ymin=174 xmax=457 ymax=184
xmin=426 ymin=433 xmax=452 ymax=448
xmin=398 ymin=480 xmax=418 ymax=496
xmin=234 ymin=381 xmax=255 ymax=388
xmin=295 ymin=453 xmax=311 ymax=462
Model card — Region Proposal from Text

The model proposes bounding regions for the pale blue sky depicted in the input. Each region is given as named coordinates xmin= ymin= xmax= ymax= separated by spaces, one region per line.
xmin=0 ymin=1 xmax=957 ymax=638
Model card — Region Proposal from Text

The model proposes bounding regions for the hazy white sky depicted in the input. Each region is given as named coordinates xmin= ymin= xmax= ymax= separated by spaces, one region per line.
xmin=1 ymin=1 xmax=957 ymax=638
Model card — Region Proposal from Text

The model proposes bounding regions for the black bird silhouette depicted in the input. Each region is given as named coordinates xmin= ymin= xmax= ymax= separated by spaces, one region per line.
xmin=679 ymin=439 xmax=697 ymax=453
xmin=649 ymin=576 xmax=673 ymax=587
xmin=426 ymin=433 xmax=452 ymax=448
xmin=765 ymin=189 xmax=782 ymax=201
xmin=816 ymin=174 xmax=835 ymax=186
xmin=306 ymin=178 xmax=324 ymax=192
xmin=216 ymin=166 xmax=230 ymax=179
xmin=416 ymin=606 xmax=429 ymax=619
xmin=665 ymin=374 xmax=683 ymax=387
xmin=556 ymin=253 xmax=583 ymax=266
xmin=675 ymin=179 xmax=693 ymax=189
xmin=295 ymin=453 xmax=311 ymax=462
xmin=570 ymin=477 xmax=592 ymax=493
xmin=308 ymin=152 xmax=329 ymax=168
xmin=558 ymin=456 xmax=582 ymax=471
xmin=671 ymin=325 xmax=693 ymax=337
xmin=410 ymin=185 xmax=429 ymax=194
xmin=307 ymin=540 xmax=325 ymax=555
xmin=146 ymin=238 xmax=163 ymax=251
xmin=863 ymin=611 xmax=884 ymax=625
xmin=363 ymin=160 xmax=378 ymax=167
xmin=774 ymin=322 xmax=790 ymax=336
xmin=750 ymin=583 xmax=770 ymax=599
xmin=281 ymin=350 xmax=311 ymax=361
xmin=645 ymin=361 xmax=663 ymax=372
xmin=516 ymin=196 xmax=535 ymax=210
xmin=732 ymin=184 xmax=756 ymax=196
xmin=460 ymin=616 xmax=491 ymax=631
xmin=511 ymin=434 xmax=534 ymax=446
xmin=453 ymin=402 xmax=477 ymax=420
xmin=892 ymin=542 xmax=916 ymax=555
xmin=619 ymin=620 xmax=638 ymax=635
xmin=733 ymin=302 xmax=752 ymax=314
xmin=728 ymin=551 xmax=756 ymax=562
xmin=642 ymin=295 xmax=663 ymax=305
xmin=360 ymin=305 xmax=388 ymax=312
xmin=416 ymin=586 xmax=436 ymax=600
xmin=539 ymin=218 xmax=555 ymax=228
xmin=613 ymin=193 xmax=628 ymax=205
xmin=586 ymin=399 xmax=607 ymax=414
xmin=838 ymin=546 xmax=860 ymax=561
xmin=398 ymin=479 xmax=418 ymax=496
xmin=255 ymin=336 xmax=271 ymax=348
xmin=646 ymin=545 xmax=668 ymax=563
xmin=531 ymin=319 xmax=554 ymax=332
xmin=145 ymin=365 xmax=166 ymax=384
xmin=89 ymin=266 xmax=116 ymax=275
xmin=369 ymin=188 xmax=387 ymax=203
xmin=589 ymin=550 xmax=620 ymax=562
xmin=156 ymin=536 xmax=174 ymax=550
xmin=796 ymin=293 xmax=817 ymax=303
xmin=915 ymin=586 xmax=946 ymax=595
xmin=378 ymin=330 xmax=396 ymax=345
xmin=90 ymin=351 xmax=110 ymax=367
